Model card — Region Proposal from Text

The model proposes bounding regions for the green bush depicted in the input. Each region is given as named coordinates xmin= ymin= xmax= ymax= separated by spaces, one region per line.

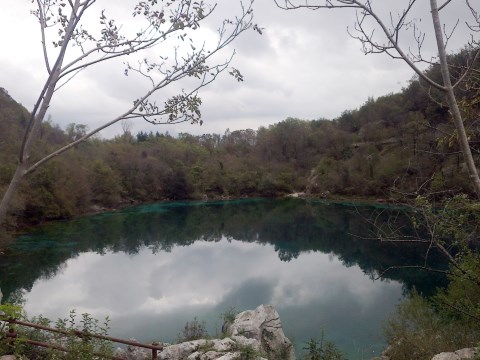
xmin=384 ymin=289 xmax=480 ymax=360
xmin=0 ymin=305 xmax=114 ymax=360
xmin=384 ymin=196 xmax=480 ymax=360
xmin=302 ymin=329 xmax=346 ymax=360
xmin=434 ymin=252 xmax=480 ymax=328
xmin=0 ymin=303 xmax=24 ymax=356
xmin=176 ymin=317 xmax=208 ymax=343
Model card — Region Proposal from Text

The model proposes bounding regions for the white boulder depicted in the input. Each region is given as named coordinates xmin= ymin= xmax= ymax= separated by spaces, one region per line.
xmin=115 ymin=305 xmax=294 ymax=360
xmin=431 ymin=348 xmax=477 ymax=360
xmin=228 ymin=304 xmax=296 ymax=360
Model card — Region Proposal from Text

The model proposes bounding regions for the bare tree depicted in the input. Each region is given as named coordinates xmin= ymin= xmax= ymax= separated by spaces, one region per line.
xmin=0 ymin=0 xmax=259 ymax=225
xmin=274 ymin=0 xmax=480 ymax=199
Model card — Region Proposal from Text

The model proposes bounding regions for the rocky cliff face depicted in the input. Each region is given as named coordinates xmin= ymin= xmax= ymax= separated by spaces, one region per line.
xmin=115 ymin=304 xmax=295 ymax=360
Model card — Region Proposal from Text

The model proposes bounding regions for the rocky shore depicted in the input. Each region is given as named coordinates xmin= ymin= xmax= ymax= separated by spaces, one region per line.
xmin=115 ymin=305 xmax=295 ymax=360
xmin=0 ymin=296 xmax=477 ymax=359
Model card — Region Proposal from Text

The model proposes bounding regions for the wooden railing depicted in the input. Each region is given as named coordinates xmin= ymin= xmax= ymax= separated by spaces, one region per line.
xmin=1 ymin=317 xmax=164 ymax=359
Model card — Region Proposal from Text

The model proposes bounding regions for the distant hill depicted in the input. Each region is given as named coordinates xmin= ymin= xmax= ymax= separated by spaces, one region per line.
xmin=1 ymin=48 xmax=479 ymax=226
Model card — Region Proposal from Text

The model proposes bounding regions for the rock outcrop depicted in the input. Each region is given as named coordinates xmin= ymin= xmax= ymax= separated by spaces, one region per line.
xmin=379 ymin=347 xmax=479 ymax=360
xmin=115 ymin=305 xmax=295 ymax=360
xmin=228 ymin=305 xmax=295 ymax=360
xmin=431 ymin=348 xmax=477 ymax=360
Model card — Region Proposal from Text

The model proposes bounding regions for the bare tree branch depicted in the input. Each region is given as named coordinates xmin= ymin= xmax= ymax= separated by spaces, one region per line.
xmin=36 ymin=0 xmax=51 ymax=74
xmin=0 ymin=0 xmax=258 ymax=225
xmin=453 ymin=48 xmax=480 ymax=88
xmin=438 ymin=0 xmax=455 ymax=11
xmin=441 ymin=300 xmax=480 ymax=322
xmin=276 ymin=0 xmax=480 ymax=195
xmin=375 ymin=265 xmax=451 ymax=281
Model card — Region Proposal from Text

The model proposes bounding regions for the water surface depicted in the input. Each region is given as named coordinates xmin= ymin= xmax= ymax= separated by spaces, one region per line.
xmin=0 ymin=198 xmax=446 ymax=358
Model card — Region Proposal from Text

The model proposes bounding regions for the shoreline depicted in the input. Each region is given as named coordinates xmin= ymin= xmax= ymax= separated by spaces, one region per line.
xmin=2 ymin=192 xmax=406 ymax=240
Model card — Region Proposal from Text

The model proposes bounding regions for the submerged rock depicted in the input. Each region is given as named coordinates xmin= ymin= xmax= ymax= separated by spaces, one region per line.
xmin=115 ymin=304 xmax=294 ymax=360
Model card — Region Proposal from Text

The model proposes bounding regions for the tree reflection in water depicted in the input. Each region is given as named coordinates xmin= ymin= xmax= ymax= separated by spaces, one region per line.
xmin=0 ymin=198 xmax=448 ymax=358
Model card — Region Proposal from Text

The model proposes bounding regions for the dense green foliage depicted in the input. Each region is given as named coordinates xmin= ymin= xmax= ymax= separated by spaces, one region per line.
xmin=383 ymin=290 xmax=479 ymax=360
xmin=0 ymin=47 xmax=479 ymax=226
xmin=384 ymin=267 xmax=480 ymax=360
xmin=383 ymin=196 xmax=480 ymax=359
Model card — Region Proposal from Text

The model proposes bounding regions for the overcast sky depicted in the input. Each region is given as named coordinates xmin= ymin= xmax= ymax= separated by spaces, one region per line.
xmin=0 ymin=0 xmax=475 ymax=138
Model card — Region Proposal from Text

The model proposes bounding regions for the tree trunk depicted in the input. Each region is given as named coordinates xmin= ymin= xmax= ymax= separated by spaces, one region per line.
xmin=0 ymin=67 xmax=62 ymax=226
xmin=0 ymin=1 xmax=73 ymax=227
xmin=430 ymin=0 xmax=480 ymax=199
xmin=0 ymin=164 xmax=27 ymax=225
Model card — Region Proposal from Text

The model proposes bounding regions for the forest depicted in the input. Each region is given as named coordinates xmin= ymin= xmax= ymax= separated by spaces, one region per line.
xmin=0 ymin=47 xmax=479 ymax=227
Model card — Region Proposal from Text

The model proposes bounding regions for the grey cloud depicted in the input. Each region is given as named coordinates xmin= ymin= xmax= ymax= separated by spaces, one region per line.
xmin=214 ymin=278 xmax=276 ymax=311
xmin=20 ymin=238 xmax=404 ymax=357
xmin=1 ymin=0 xmax=476 ymax=139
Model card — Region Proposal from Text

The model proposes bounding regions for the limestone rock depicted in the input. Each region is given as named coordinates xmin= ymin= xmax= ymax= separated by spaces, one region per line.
xmin=200 ymin=350 xmax=223 ymax=360
xmin=158 ymin=339 xmax=207 ymax=360
xmin=228 ymin=304 xmax=296 ymax=360
xmin=431 ymin=348 xmax=477 ymax=360
xmin=114 ymin=339 xmax=151 ymax=360
xmin=212 ymin=338 xmax=236 ymax=352
xmin=115 ymin=305 xmax=294 ymax=360
xmin=230 ymin=335 xmax=261 ymax=352
xmin=187 ymin=352 xmax=202 ymax=360
xmin=216 ymin=354 xmax=240 ymax=360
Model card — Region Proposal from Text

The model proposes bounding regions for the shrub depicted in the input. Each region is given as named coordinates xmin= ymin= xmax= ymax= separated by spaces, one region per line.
xmin=383 ymin=290 xmax=480 ymax=360
xmin=302 ymin=329 xmax=346 ymax=360
xmin=382 ymin=195 xmax=480 ymax=359
xmin=0 ymin=305 xmax=114 ymax=360
xmin=176 ymin=317 xmax=208 ymax=343
xmin=220 ymin=307 xmax=237 ymax=336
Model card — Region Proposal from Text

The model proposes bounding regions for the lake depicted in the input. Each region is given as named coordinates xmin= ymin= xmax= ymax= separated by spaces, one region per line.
xmin=0 ymin=198 xmax=446 ymax=358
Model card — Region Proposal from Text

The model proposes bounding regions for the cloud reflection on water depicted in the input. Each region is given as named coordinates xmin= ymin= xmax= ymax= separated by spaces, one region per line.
xmin=22 ymin=237 xmax=403 ymax=357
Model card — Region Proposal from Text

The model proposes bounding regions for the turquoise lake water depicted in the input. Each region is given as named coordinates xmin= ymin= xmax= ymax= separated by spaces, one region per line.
xmin=0 ymin=198 xmax=446 ymax=358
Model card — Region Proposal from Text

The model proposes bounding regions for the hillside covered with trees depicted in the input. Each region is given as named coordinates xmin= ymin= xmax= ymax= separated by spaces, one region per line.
xmin=1 ymin=48 xmax=479 ymax=227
